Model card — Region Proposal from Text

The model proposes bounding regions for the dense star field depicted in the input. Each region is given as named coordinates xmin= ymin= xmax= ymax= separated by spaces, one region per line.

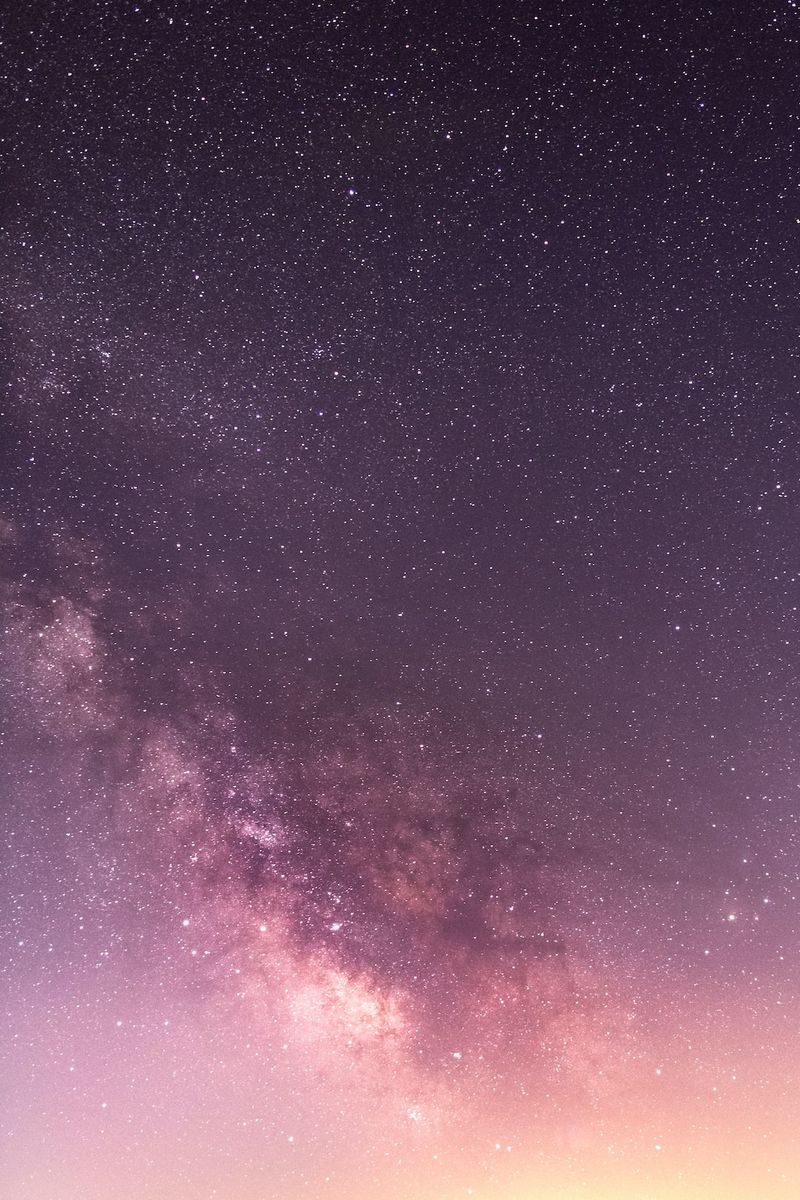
xmin=2 ymin=2 xmax=800 ymax=1197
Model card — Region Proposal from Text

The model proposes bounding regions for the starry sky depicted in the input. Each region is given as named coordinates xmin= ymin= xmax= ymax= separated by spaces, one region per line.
xmin=2 ymin=2 xmax=800 ymax=1197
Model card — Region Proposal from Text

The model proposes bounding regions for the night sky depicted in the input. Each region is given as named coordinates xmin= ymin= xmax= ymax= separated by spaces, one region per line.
xmin=2 ymin=2 xmax=800 ymax=1198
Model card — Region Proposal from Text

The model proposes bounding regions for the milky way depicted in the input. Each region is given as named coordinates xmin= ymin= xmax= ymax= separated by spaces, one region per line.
xmin=2 ymin=2 xmax=800 ymax=1198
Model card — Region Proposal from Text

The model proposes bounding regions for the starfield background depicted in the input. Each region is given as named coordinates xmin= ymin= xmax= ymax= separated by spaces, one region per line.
xmin=2 ymin=2 xmax=800 ymax=1197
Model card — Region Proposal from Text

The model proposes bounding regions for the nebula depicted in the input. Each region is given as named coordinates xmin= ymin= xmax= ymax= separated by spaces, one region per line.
xmin=2 ymin=2 xmax=800 ymax=1197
